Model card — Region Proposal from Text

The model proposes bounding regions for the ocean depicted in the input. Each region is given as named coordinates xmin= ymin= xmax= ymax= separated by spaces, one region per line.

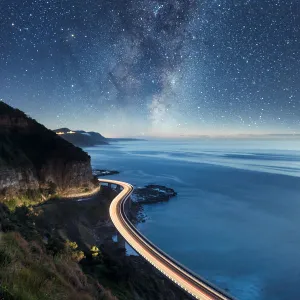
xmin=86 ymin=138 xmax=300 ymax=300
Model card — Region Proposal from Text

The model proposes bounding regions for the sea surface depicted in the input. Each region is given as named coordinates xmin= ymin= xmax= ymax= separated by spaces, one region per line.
xmin=86 ymin=138 xmax=300 ymax=300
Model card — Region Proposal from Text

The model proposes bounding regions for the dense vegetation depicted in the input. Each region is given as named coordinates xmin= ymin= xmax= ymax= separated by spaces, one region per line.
xmin=0 ymin=101 xmax=90 ymax=169
xmin=0 ymin=202 xmax=118 ymax=300
xmin=0 ymin=232 xmax=113 ymax=300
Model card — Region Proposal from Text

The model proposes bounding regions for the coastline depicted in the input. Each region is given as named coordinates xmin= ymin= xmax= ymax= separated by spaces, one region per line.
xmin=99 ymin=184 xmax=193 ymax=299
xmin=88 ymin=139 xmax=300 ymax=300
xmin=49 ymin=183 xmax=193 ymax=299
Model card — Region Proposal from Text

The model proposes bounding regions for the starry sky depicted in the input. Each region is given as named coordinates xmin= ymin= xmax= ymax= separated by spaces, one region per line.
xmin=0 ymin=0 xmax=299 ymax=137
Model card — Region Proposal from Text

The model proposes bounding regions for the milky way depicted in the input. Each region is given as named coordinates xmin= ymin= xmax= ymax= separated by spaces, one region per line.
xmin=0 ymin=0 xmax=299 ymax=136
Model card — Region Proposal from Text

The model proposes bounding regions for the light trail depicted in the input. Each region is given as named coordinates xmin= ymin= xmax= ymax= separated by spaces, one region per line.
xmin=99 ymin=179 xmax=235 ymax=300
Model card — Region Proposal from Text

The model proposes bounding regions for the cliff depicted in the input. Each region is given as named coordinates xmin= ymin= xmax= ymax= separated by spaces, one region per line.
xmin=54 ymin=128 xmax=108 ymax=147
xmin=0 ymin=101 xmax=95 ymax=200
xmin=0 ymin=102 xmax=192 ymax=300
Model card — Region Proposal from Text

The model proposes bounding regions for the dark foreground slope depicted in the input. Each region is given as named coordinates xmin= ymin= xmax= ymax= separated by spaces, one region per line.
xmin=0 ymin=188 xmax=191 ymax=300
xmin=0 ymin=102 xmax=96 ymax=200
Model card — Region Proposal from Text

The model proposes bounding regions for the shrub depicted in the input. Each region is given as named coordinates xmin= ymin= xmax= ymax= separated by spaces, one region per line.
xmin=90 ymin=245 xmax=103 ymax=261
xmin=4 ymin=192 xmax=42 ymax=212
xmin=72 ymin=250 xmax=85 ymax=262
xmin=66 ymin=240 xmax=78 ymax=250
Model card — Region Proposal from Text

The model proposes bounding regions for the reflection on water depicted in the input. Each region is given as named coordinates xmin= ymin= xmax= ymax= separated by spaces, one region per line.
xmin=87 ymin=139 xmax=300 ymax=300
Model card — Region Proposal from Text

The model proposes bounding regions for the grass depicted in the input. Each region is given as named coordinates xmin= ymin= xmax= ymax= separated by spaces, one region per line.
xmin=0 ymin=232 xmax=117 ymax=300
xmin=5 ymin=196 xmax=41 ymax=212
xmin=1 ymin=189 xmax=44 ymax=212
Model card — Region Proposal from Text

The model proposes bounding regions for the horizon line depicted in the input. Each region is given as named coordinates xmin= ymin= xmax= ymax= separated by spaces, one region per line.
xmin=107 ymin=133 xmax=300 ymax=139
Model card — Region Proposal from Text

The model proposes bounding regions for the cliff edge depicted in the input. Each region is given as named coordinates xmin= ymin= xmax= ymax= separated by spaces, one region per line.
xmin=0 ymin=101 xmax=96 ymax=200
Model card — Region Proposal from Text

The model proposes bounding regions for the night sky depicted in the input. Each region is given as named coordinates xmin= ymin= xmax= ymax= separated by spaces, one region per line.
xmin=0 ymin=0 xmax=299 ymax=137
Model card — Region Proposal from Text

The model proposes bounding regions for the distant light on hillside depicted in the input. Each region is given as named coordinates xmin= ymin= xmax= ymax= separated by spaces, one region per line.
xmin=56 ymin=131 xmax=76 ymax=135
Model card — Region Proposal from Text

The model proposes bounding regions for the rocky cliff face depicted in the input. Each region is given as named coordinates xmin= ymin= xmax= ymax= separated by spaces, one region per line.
xmin=0 ymin=167 xmax=39 ymax=195
xmin=39 ymin=159 xmax=93 ymax=190
xmin=0 ymin=101 xmax=96 ymax=199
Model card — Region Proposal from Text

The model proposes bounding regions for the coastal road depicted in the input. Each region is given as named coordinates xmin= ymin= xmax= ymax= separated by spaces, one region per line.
xmin=99 ymin=179 xmax=235 ymax=300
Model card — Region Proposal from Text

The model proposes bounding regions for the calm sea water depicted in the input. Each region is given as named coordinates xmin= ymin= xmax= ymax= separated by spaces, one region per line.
xmin=86 ymin=139 xmax=300 ymax=300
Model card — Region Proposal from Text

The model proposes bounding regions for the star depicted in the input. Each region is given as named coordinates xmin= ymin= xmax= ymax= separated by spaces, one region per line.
xmin=0 ymin=0 xmax=299 ymax=136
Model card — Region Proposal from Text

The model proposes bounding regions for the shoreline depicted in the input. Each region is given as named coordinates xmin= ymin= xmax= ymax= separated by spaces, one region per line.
xmin=0 ymin=176 xmax=192 ymax=299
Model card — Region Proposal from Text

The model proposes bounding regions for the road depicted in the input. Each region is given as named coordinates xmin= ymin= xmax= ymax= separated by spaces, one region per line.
xmin=99 ymin=179 xmax=235 ymax=300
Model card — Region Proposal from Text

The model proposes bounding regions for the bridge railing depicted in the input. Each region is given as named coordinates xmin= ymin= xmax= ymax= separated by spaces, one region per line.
xmin=99 ymin=179 xmax=235 ymax=300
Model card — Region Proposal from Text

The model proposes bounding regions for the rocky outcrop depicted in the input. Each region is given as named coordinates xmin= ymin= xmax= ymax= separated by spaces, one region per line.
xmin=133 ymin=185 xmax=177 ymax=204
xmin=0 ymin=167 xmax=39 ymax=197
xmin=93 ymin=169 xmax=120 ymax=177
xmin=0 ymin=101 xmax=96 ymax=200
xmin=40 ymin=160 xmax=93 ymax=189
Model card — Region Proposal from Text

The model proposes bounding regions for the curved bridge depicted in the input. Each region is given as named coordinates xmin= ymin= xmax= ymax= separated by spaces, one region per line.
xmin=99 ymin=179 xmax=234 ymax=300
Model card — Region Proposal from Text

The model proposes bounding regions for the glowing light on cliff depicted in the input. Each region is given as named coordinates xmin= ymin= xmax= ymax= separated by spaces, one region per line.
xmin=56 ymin=131 xmax=76 ymax=135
